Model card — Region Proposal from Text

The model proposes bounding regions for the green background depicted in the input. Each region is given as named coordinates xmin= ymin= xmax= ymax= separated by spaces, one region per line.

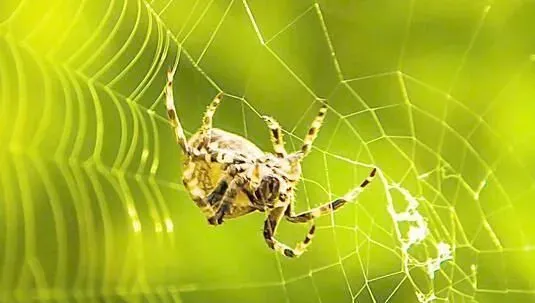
xmin=1 ymin=0 xmax=535 ymax=302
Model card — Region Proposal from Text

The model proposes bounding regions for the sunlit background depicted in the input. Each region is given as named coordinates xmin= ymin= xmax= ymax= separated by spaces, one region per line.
xmin=1 ymin=0 xmax=535 ymax=302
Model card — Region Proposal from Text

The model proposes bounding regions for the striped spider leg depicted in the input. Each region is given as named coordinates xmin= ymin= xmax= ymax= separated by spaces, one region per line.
xmin=285 ymin=168 xmax=377 ymax=224
xmin=264 ymin=205 xmax=317 ymax=258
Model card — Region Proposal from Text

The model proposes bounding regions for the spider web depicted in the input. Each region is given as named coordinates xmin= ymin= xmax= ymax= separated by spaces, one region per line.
xmin=1 ymin=0 xmax=535 ymax=302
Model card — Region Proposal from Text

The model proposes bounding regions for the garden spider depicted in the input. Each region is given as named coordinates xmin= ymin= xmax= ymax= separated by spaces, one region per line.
xmin=165 ymin=68 xmax=376 ymax=258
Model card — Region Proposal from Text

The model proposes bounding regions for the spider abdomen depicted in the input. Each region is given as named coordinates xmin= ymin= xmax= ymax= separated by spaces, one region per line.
xmin=190 ymin=128 xmax=265 ymax=158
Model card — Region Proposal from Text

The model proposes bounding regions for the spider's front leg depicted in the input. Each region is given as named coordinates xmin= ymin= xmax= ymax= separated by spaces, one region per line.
xmin=263 ymin=206 xmax=316 ymax=258
xmin=192 ymin=162 xmax=250 ymax=225
xmin=286 ymin=168 xmax=377 ymax=223
xmin=182 ymin=161 xmax=218 ymax=219
xmin=182 ymin=161 xmax=243 ymax=222
xmin=207 ymin=177 xmax=245 ymax=225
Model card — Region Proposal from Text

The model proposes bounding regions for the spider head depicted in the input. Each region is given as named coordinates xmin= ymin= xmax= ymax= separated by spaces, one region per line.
xmin=254 ymin=175 xmax=281 ymax=203
xmin=248 ymin=160 xmax=285 ymax=204
xmin=247 ymin=155 xmax=302 ymax=206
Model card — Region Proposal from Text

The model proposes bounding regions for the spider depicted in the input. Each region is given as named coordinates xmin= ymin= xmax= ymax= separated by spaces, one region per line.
xmin=165 ymin=68 xmax=376 ymax=258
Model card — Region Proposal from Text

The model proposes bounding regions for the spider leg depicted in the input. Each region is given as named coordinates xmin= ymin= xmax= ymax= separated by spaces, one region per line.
xmin=208 ymin=177 xmax=244 ymax=224
xmin=182 ymin=161 xmax=218 ymax=219
xmin=286 ymin=168 xmax=377 ymax=223
xmin=262 ymin=116 xmax=287 ymax=157
xmin=182 ymin=163 xmax=244 ymax=225
xmin=200 ymin=93 xmax=224 ymax=146
xmin=206 ymin=175 xmax=231 ymax=206
xmin=165 ymin=68 xmax=190 ymax=155
xmin=299 ymin=101 xmax=328 ymax=158
xmin=263 ymin=206 xmax=316 ymax=258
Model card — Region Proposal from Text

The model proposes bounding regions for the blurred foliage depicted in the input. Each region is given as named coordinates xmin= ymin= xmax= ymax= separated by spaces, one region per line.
xmin=1 ymin=0 xmax=535 ymax=302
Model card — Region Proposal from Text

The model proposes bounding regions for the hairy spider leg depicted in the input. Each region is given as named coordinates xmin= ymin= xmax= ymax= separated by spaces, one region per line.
xmin=184 ymin=156 xmax=251 ymax=224
xmin=181 ymin=161 xmax=216 ymax=218
xmin=200 ymin=93 xmax=224 ymax=146
xmin=263 ymin=206 xmax=317 ymax=258
xmin=262 ymin=116 xmax=287 ymax=157
xmin=206 ymin=175 xmax=232 ymax=207
xmin=181 ymin=161 xmax=242 ymax=221
xmin=300 ymin=102 xmax=328 ymax=157
xmin=286 ymin=168 xmax=377 ymax=223
xmin=208 ymin=177 xmax=244 ymax=225
xmin=165 ymin=68 xmax=190 ymax=155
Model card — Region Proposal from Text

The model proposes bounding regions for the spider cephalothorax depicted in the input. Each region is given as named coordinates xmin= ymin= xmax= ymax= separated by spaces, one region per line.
xmin=165 ymin=69 xmax=376 ymax=257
